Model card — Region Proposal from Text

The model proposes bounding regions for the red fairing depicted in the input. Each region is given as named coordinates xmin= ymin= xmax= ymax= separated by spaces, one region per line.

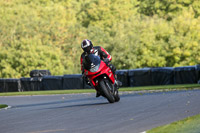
xmin=84 ymin=61 xmax=115 ymax=88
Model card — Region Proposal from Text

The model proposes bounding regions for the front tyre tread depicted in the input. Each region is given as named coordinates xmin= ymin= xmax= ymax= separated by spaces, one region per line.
xmin=99 ymin=80 xmax=115 ymax=103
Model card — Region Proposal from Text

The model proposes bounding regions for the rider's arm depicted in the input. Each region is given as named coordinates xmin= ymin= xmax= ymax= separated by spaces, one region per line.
xmin=80 ymin=55 xmax=90 ymax=85
xmin=100 ymin=47 xmax=112 ymax=61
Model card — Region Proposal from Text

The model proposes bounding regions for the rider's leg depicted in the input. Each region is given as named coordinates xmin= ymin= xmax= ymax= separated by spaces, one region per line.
xmin=108 ymin=64 xmax=122 ymax=87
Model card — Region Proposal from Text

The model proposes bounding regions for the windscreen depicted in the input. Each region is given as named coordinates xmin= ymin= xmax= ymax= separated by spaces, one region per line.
xmin=83 ymin=54 xmax=101 ymax=72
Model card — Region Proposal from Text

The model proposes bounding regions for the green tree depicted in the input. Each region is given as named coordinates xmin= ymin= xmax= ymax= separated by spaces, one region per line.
xmin=138 ymin=0 xmax=195 ymax=20
xmin=166 ymin=9 xmax=200 ymax=67
xmin=77 ymin=0 xmax=138 ymax=32
xmin=0 ymin=39 xmax=65 ymax=78
xmin=0 ymin=0 xmax=200 ymax=78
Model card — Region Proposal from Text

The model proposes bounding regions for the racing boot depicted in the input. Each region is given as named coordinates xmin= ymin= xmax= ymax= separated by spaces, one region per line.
xmin=114 ymin=74 xmax=122 ymax=87
xmin=115 ymin=80 xmax=122 ymax=88
xmin=96 ymin=91 xmax=101 ymax=97
xmin=116 ymin=80 xmax=122 ymax=87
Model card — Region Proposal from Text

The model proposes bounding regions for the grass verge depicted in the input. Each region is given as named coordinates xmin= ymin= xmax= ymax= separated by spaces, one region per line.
xmin=147 ymin=114 xmax=200 ymax=133
xmin=0 ymin=104 xmax=8 ymax=109
xmin=0 ymin=89 xmax=96 ymax=96
xmin=0 ymin=84 xmax=200 ymax=96
xmin=121 ymin=84 xmax=200 ymax=91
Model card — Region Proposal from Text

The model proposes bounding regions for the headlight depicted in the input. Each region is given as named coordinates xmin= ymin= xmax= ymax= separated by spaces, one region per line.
xmin=90 ymin=64 xmax=100 ymax=72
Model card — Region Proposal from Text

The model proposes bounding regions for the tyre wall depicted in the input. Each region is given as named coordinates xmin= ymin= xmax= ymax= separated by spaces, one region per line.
xmin=0 ymin=65 xmax=200 ymax=92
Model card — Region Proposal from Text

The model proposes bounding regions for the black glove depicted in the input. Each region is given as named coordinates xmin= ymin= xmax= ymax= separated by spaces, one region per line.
xmin=82 ymin=75 xmax=90 ymax=86
xmin=103 ymin=58 xmax=110 ymax=64
xmin=85 ymin=78 xmax=91 ymax=86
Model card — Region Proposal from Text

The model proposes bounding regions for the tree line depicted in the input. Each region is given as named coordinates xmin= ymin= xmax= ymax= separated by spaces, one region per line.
xmin=0 ymin=0 xmax=200 ymax=78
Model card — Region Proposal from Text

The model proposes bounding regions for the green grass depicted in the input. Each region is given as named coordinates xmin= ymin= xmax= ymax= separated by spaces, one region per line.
xmin=0 ymin=104 xmax=8 ymax=109
xmin=0 ymin=89 xmax=96 ymax=96
xmin=0 ymin=84 xmax=200 ymax=96
xmin=121 ymin=84 xmax=200 ymax=91
xmin=147 ymin=114 xmax=200 ymax=133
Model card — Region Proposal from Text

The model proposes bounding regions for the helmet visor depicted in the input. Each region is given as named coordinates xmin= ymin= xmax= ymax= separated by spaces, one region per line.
xmin=83 ymin=47 xmax=91 ymax=53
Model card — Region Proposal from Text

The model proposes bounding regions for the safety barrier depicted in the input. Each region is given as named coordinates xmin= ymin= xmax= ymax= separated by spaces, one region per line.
xmin=0 ymin=65 xmax=200 ymax=92
xmin=20 ymin=77 xmax=42 ymax=91
xmin=151 ymin=67 xmax=174 ymax=85
xmin=128 ymin=68 xmax=152 ymax=87
xmin=41 ymin=76 xmax=63 ymax=90
xmin=63 ymin=74 xmax=83 ymax=89
xmin=0 ymin=79 xmax=21 ymax=92
xmin=174 ymin=66 xmax=198 ymax=84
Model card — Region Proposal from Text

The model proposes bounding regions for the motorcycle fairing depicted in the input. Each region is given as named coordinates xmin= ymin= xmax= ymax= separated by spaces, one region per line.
xmin=84 ymin=61 xmax=115 ymax=87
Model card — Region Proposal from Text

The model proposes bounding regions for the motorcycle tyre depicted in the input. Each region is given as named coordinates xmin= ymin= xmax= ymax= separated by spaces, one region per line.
xmin=114 ymin=90 xmax=120 ymax=102
xmin=106 ymin=81 xmax=120 ymax=102
xmin=99 ymin=80 xmax=115 ymax=103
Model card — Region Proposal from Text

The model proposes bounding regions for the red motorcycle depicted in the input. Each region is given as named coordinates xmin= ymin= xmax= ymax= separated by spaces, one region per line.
xmin=83 ymin=54 xmax=120 ymax=103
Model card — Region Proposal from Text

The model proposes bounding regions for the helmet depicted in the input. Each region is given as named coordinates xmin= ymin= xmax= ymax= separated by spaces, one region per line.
xmin=81 ymin=39 xmax=93 ymax=53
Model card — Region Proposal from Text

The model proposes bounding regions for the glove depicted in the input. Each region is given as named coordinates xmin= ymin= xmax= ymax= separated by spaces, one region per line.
xmin=85 ymin=77 xmax=91 ymax=86
xmin=82 ymin=75 xmax=91 ymax=86
xmin=103 ymin=58 xmax=110 ymax=64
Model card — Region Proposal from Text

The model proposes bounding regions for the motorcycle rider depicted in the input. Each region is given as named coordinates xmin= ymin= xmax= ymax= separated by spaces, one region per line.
xmin=80 ymin=39 xmax=122 ymax=97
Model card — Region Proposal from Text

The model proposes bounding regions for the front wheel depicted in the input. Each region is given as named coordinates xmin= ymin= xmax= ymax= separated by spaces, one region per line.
xmin=113 ymin=89 xmax=120 ymax=102
xmin=99 ymin=80 xmax=115 ymax=103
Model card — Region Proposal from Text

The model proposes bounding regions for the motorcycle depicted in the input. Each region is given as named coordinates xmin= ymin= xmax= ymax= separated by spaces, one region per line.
xmin=83 ymin=54 xmax=120 ymax=103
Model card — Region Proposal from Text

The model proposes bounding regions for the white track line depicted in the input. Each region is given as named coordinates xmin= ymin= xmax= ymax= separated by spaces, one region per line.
xmin=5 ymin=106 xmax=12 ymax=109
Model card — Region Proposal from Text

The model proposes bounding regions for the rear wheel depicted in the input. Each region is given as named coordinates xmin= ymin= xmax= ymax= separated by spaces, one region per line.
xmin=99 ymin=80 xmax=115 ymax=103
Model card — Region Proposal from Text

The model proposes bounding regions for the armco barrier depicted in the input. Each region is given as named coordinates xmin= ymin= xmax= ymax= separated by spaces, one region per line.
xmin=128 ymin=68 xmax=152 ymax=87
xmin=0 ymin=79 xmax=21 ymax=92
xmin=174 ymin=66 xmax=198 ymax=84
xmin=20 ymin=77 xmax=42 ymax=91
xmin=116 ymin=70 xmax=129 ymax=87
xmin=63 ymin=74 xmax=83 ymax=89
xmin=151 ymin=67 xmax=174 ymax=85
xmin=41 ymin=76 xmax=63 ymax=90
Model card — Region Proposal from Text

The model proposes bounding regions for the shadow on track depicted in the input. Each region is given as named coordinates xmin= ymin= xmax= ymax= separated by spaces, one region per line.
xmin=12 ymin=90 xmax=193 ymax=109
xmin=11 ymin=97 xmax=99 ymax=109
xmin=44 ymin=102 xmax=109 ymax=110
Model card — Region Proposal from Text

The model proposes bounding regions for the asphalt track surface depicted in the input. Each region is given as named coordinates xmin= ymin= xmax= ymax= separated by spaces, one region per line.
xmin=0 ymin=89 xmax=200 ymax=133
